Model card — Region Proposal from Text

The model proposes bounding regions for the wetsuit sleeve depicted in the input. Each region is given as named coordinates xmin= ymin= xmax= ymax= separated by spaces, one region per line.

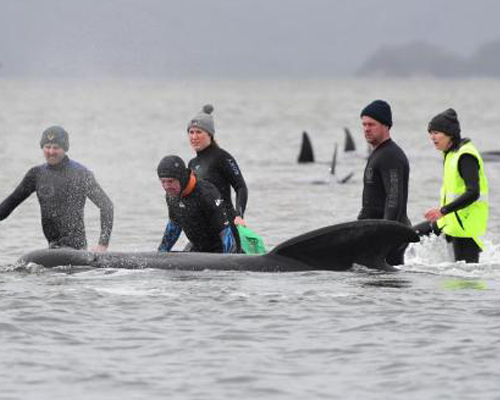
xmin=85 ymin=172 xmax=114 ymax=247
xmin=440 ymin=154 xmax=480 ymax=215
xmin=158 ymin=220 xmax=182 ymax=252
xmin=220 ymin=154 xmax=248 ymax=217
xmin=0 ymin=168 xmax=37 ymax=220
xmin=380 ymin=163 xmax=407 ymax=221
xmin=220 ymin=226 xmax=237 ymax=253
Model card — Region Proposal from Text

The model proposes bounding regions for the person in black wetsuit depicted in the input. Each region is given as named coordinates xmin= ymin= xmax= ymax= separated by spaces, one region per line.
xmin=186 ymin=105 xmax=247 ymax=250
xmin=157 ymin=155 xmax=237 ymax=253
xmin=358 ymin=100 xmax=411 ymax=266
xmin=0 ymin=126 xmax=114 ymax=251
xmin=414 ymin=108 xmax=488 ymax=263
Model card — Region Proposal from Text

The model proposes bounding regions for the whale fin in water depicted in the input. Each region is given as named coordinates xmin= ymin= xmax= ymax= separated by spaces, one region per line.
xmin=330 ymin=143 xmax=338 ymax=175
xmin=344 ymin=127 xmax=356 ymax=152
xmin=338 ymin=171 xmax=354 ymax=184
xmin=271 ymin=219 xmax=419 ymax=271
xmin=298 ymin=131 xmax=314 ymax=163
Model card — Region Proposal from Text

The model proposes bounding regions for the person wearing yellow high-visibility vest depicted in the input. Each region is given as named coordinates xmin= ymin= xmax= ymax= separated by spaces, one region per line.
xmin=421 ymin=108 xmax=489 ymax=263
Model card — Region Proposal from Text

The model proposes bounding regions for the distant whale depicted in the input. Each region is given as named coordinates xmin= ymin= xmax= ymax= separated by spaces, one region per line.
xmin=481 ymin=151 xmax=500 ymax=162
xmin=329 ymin=143 xmax=353 ymax=183
xmin=344 ymin=127 xmax=356 ymax=152
xmin=297 ymin=131 xmax=354 ymax=184
xmin=330 ymin=143 xmax=338 ymax=175
xmin=18 ymin=220 xmax=419 ymax=272
xmin=298 ymin=131 xmax=314 ymax=163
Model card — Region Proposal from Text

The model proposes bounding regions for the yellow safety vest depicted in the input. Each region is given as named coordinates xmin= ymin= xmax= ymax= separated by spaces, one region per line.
xmin=437 ymin=141 xmax=489 ymax=248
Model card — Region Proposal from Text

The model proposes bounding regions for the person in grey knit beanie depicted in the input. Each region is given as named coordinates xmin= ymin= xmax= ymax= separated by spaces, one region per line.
xmin=40 ymin=126 xmax=70 ymax=151
xmin=187 ymin=104 xmax=215 ymax=137
xmin=185 ymin=104 xmax=249 ymax=251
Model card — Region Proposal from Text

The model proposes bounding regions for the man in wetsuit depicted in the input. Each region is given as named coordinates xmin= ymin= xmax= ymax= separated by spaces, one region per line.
xmin=358 ymin=100 xmax=410 ymax=265
xmin=417 ymin=108 xmax=488 ymax=263
xmin=157 ymin=155 xmax=237 ymax=253
xmin=0 ymin=126 xmax=114 ymax=251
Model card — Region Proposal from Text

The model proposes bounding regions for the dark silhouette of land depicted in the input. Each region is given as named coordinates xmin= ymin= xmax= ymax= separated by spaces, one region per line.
xmin=357 ymin=40 xmax=500 ymax=78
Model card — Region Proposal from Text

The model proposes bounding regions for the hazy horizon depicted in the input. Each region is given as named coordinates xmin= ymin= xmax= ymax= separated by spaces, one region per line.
xmin=1 ymin=0 xmax=499 ymax=78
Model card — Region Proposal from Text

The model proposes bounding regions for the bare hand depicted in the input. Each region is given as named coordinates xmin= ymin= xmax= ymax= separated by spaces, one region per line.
xmin=92 ymin=244 xmax=108 ymax=253
xmin=424 ymin=208 xmax=443 ymax=222
xmin=234 ymin=216 xmax=246 ymax=226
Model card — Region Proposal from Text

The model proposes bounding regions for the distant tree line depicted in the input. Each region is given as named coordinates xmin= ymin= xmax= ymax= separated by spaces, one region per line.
xmin=357 ymin=40 xmax=500 ymax=78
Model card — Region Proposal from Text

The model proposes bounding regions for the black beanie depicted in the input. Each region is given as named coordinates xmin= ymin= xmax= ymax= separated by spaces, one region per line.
xmin=157 ymin=155 xmax=190 ymax=189
xmin=40 ymin=126 xmax=69 ymax=151
xmin=360 ymin=100 xmax=393 ymax=128
xmin=428 ymin=108 xmax=461 ymax=140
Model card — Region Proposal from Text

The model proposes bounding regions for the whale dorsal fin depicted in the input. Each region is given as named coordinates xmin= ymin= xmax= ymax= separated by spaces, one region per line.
xmin=270 ymin=220 xmax=419 ymax=271
xmin=298 ymin=131 xmax=314 ymax=163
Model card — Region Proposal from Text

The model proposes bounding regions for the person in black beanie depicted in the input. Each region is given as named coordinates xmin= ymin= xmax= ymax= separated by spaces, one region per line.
xmin=416 ymin=108 xmax=489 ymax=263
xmin=0 ymin=126 xmax=114 ymax=251
xmin=157 ymin=155 xmax=237 ymax=253
xmin=358 ymin=100 xmax=411 ymax=266
xmin=428 ymin=108 xmax=461 ymax=147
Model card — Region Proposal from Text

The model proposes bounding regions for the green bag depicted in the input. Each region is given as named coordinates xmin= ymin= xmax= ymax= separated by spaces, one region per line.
xmin=237 ymin=225 xmax=267 ymax=255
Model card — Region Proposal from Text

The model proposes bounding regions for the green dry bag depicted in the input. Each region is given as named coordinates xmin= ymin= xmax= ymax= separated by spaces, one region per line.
xmin=237 ymin=225 xmax=267 ymax=255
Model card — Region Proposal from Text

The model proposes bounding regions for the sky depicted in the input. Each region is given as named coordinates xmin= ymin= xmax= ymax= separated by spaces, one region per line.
xmin=0 ymin=0 xmax=499 ymax=78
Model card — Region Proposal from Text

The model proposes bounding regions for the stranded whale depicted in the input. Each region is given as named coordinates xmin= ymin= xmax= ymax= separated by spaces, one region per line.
xmin=18 ymin=220 xmax=419 ymax=272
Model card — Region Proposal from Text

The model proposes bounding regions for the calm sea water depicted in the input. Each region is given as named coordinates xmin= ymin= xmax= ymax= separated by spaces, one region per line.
xmin=1 ymin=78 xmax=500 ymax=400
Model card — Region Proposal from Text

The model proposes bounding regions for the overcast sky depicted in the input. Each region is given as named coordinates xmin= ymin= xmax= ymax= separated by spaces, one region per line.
xmin=1 ymin=0 xmax=499 ymax=78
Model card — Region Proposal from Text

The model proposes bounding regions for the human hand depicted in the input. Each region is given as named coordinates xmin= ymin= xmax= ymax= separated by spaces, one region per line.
xmin=234 ymin=216 xmax=246 ymax=226
xmin=424 ymin=208 xmax=443 ymax=222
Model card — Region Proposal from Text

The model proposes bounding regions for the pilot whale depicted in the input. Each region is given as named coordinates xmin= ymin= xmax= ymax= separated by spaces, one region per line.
xmin=18 ymin=220 xmax=419 ymax=272
xmin=297 ymin=131 xmax=314 ymax=163
xmin=481 ymin=150 xmax=500 ymax=162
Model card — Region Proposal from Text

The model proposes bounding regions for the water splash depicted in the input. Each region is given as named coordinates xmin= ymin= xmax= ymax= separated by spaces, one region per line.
xmin=0 ymin=261 xmax=47 ymax=274
xmin=405 ymin=234 xmax=454 ymax=265
xmin=405 ymin=234 xmax=500 ymax=279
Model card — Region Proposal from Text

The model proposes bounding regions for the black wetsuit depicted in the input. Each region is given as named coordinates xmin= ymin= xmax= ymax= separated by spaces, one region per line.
xmin=161 ymin=179 xmax=233 ymax=253
xmin=0 ymin=156 xmax=114 ymax=249
xmin=188 ymin=144 xmax=248 ymax=220
xmin=413 ymin=139 xmax=481 ymax=263
xmin=188 ymin=144 xmax=247 ymax=252
xmin=358 ymin=138 xmax=410 ymax=265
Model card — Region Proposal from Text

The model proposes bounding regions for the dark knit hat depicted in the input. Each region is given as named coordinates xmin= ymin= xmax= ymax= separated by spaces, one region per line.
xmin=360 ymin=100 xmax=393 ymax=128
xmin=157 ymin=155 xmax=190 ymax=189
xmin=428 ymin=108 xmax=461 ymax=139
xmin=187 ymin=104 xmax=215 ymax=136
xmin=40 ymin=126 xmax=69 ymax=151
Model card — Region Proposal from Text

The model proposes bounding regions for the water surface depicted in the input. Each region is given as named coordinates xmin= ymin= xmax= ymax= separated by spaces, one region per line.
xmin=1 ymin=78 xmax=500 ymax=399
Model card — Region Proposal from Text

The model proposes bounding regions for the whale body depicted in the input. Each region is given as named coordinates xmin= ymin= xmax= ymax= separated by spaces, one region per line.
xmin=18 ymin=220 xmax=419 ymax=272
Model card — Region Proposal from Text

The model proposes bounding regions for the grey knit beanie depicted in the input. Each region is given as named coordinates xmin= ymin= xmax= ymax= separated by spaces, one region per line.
xmin=187 ymin=104 xmax=215 ymax=136
xmin=40 ymin=126 xmax=69 ymax=151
